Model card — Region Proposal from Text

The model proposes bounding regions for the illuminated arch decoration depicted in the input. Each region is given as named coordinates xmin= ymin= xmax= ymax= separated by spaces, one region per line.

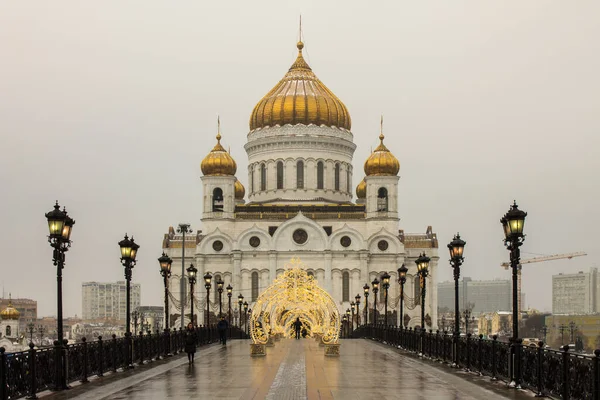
xmin=250 ymin=258 xmax=341 ymax=346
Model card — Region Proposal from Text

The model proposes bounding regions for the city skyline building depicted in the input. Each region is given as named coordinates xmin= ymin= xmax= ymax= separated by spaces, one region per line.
xmin=437 ymin=277 xmax=512 ymax=315
xmin=82 ymin=281 xmax=141 ymax=322
xmin=552 ymin=267 xmax=598 ymax=315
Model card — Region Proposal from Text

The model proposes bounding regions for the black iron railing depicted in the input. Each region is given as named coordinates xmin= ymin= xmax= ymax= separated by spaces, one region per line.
xmin=0 ymin=325 xmax=249 ymax=399
xmin=354 ymin=325 xmax=600 ymax=400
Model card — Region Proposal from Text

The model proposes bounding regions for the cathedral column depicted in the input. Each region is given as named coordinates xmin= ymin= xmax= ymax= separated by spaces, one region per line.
xmin=269 ymin=252 xmax=277 ymax=282
xmin=232 ymin=251 xmax=242 ymax=296
xmin=324 ymin=251 xmax=332 ymax=293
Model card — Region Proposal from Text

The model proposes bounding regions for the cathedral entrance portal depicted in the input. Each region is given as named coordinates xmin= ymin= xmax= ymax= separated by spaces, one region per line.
xmin=249 ymin=258 xmax=341 ymax=356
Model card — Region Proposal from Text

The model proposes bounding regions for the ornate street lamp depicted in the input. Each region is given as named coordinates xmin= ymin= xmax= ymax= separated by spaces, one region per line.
xmin=381 ymin=272 xmax=390 ymax=327
xmin=463 ymin=308 xmax=472 ymax=334
xmin=45 ymin=201 xmax=75 ymax=390
xmin=119 ymin=234 xmax=139 ymax=369
xmin=238 ymin=294 xmax=244 ymax=328
xmin=217 ymin=278 xmax=224 ymax=317
xmin=227 ymin=284 xmax=233 ymax=325
xmin=501 ymin=201 xmax=526 ymax=388
xmin=132 ymin=310 xmax=139 ymax=335
xmin=243 ymin=302 xmax=249 ymax=335
xmin=158 ymin=252 xmax=172 ymax=330
xmin=416 ymin=252 xmax=430 ymax=355
xmin=350 ymin=302 xmax=356 ymax=332
xmin=176 ymin=224 xmax=192 ymax=331
xmin=346 ymin=309 xmax=351 ymax=338
xmin=371 ymin=278 xmax=379 ymax=325
xmin=342 ymin=315 xmax=348 ymax=338
xmin=204 ymin=272 xmax=212 ymax=326
xmin=363 ymin=284 xmax=369 ymax=325
xmin=397 ymin=264 xmax=408 ymax=328
xmin=448 ymin=233 xmax=466 ymax=367
xmin=187 ymin=264 xmax=198 ymax=326
xmin=355 ymin=294 xmax=361 ymax=326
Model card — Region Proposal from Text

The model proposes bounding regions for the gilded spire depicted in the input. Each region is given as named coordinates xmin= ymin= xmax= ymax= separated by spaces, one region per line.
xmin=364 ymin=121 xmax=400 ymax=176
xmin=201 ymin=117 xmax=237 ymax=176
xmin=249 ymin=33 xmax=351 ymax=131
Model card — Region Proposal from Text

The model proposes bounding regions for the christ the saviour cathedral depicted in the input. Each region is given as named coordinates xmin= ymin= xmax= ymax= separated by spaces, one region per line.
xmin=162 ymin=39 xmax=439 ymax=329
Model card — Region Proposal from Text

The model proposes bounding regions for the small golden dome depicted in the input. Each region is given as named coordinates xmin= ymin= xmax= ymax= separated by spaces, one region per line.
xmin=201 ymin=133 xmax=237 ymax=176
xmin=364 ymin=134 xmax=400 ymax=176
xmin=249 ymin=41 xmax=351 ymax=131
xmin=234 ymin=179 xmax=245 ymax=199
xmin=356 ymin=178 xmax=366 ymax=199
xmin=1 ymin=299 xmax=20 ymax=320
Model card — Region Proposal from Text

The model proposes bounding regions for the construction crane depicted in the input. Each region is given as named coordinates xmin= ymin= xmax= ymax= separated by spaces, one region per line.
xmin=500 ymin=252 xmax=587 ymax=315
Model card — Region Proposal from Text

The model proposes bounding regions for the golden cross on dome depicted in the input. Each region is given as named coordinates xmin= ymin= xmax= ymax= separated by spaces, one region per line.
xmin=380 ymin=114 xmax=384 ymax=141
xmin=216 ymin=115 xmax=221 ymax=142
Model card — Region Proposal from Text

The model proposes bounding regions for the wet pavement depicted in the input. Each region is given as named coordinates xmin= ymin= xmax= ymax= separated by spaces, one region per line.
xmin=42 ymin=339 xmax=535 ymax=400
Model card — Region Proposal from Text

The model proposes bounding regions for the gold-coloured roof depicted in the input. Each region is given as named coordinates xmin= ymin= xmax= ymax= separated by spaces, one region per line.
xmin=364 ymin=134 xmax=400 ymax=176
xmin=1 ymin=297 xmax=20 ymax=320
xmin=201 ymin=132 xmax=237 ymax=176
xmin=249 ymin=41 xmax=351 ymax=131
xmin=234 ymin=179 xmax=245 ymax=199
xmin=356 ymin=178 xmax=366 ymax=199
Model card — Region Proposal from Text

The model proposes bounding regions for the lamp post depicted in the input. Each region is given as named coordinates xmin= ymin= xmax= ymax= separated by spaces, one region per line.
xmin=177 ymin=224 xmax=192 ymax=331
xmin=397 ymin=264 xmax=407 ymax=328
xmin=346 ymin=309 xmax=351 ymax=338
xmin=119 ymin=234 xmax=139 ymax=369
xmin=243 ymin=302 xmax=249 ymax=335
xmin=38 ymin=325 xmax=45 ymax=347
xmin=350 ymin=302 xmax=356 ymax=332
xmin=227 ymin=284 xmax=233 ymax=325
xmin=540 ymin=325 xmax=548 ymax=343
xmin=187 ymin=264 xmax=197 ymax=326
xmin=501 ymin=201 xmax=527 ymax=389
xmin=558 ymin=324 xmax=568 ymax=345
xmin=569 ymin=321 xmax=576 ymax=343
xmin=355 ymin=294 xmax=361 ymax=326
xmin=448 ymin=233 xmax=466 ymax=367
xmin=238 ymin=294 xmax=244 ymax=328
xmin=27 ymin=323 xmax=35 ymax=345
xmin=204 ymin=272 xmax=212 ymax=326
xmin=158 ymin=253 xmax=173 ymax=330
xmin=363 ymin=284 xmax=369 ymax=325
xmin=372 ymin=278 xmax=379 ymax=325
xmin=381 ymin=272 xmax=390 ymax=327
xmin=464 ymin=308 xmax=472 ymax=335
xmin=45 ymin=201 xmax=75 ymax=390
xmin=217 ymin=278 xmax=224 ymax=317
xmin=342 ymin=315 xmax=348 ymax=338
xmin=415 ymin=252 xmax=430 ymax=356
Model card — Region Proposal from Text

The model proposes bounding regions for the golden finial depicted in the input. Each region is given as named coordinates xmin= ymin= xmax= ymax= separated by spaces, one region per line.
xmin=380 ymin=114 xmax=384 ymax=142
xmin=297 ymin=15 xmax=304 ymax=51
xmin=216 ymin=115 xmax=221 ymax=142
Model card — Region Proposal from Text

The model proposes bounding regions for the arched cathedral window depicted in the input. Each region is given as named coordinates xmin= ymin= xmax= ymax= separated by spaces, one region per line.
xmin=346 ymin=168 xmax=351 ymax=193
xmin=377 ymin=187 xmax=388 ymax=212
xmin=212 ymin=188 xmax=224 ymax=212
xmin=251 ymin=272 xmax=259 ymax=301
xmin=334 ymin=163 xmax=340 ymax=191
xmin=317 ymin=162 xmax=324 ymax=189
xmin=296 ymin=160 xmax=304 ymax=189
xmin=260 ymin=164 xmax=266 ymax=191
xmin=277 ymin=161 xmax=284 ymax=189
xmin=342 ymin=271 xmax=350 ymax=302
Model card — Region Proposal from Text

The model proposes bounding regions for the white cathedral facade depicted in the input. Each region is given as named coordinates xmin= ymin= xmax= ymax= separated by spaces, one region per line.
xmin=162 ymin=40 xmax=439 ymax=329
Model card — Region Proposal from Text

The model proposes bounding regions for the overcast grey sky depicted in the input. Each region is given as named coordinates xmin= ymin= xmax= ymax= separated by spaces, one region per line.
xmin=1 ymin=1 xmax=598 ymax=317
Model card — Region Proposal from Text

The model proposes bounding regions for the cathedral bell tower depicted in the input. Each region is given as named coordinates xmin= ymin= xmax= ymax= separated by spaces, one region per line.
xmin=200 ymin=121 xmax=244 ymax=220
xmin=360 ymin=127 xmax=400 ymax=219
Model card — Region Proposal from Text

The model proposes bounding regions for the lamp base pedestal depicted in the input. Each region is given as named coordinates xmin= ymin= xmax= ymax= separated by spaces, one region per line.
xmin=324 ymin=343 xmax=340 ymax=357
xmin=250 ymin=343 xmax=266 ymax=357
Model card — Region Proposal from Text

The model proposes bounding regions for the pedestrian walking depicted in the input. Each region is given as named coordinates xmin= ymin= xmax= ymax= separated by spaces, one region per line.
xmin=217 ymin=316 xmax=229 ymax=345
xmin=184 ymin=322 xmax=196 ymax=363
xmin=293 ymin=317 xmax=302 ymax=339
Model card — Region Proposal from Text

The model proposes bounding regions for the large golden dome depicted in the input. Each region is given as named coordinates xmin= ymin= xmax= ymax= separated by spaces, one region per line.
xmin=1 ymin=300 xmax=20 ymax=320
xmin=201 ymin=133 xmax=237 ymax=176
xmin=364 ymin=134 xmax=400 ymax=176
xmin=234 ymin=179 xmax=245 ymax=199
xmin=356 ymin=178 xmax=366 ymax=199
xmin=249 ymin=41 xmax=351 ymax=131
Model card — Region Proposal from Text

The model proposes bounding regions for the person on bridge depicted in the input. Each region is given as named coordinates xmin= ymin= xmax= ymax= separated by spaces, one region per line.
xmin=217 ymin=316 xmax=229 ymax=345
xmin=184 ymin=322 xmax=196 ymax=364
xmin=293 ymin=317 xmax=302 ymax=339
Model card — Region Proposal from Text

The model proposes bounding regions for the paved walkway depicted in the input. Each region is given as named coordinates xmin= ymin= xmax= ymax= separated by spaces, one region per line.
xmin=42 ymin=339 xmax=535 ymax=400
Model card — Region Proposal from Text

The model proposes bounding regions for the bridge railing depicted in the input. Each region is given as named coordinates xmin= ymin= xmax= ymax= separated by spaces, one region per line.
xmin=0 ymin=325 xmax=249 ymax=400
xmin=354 ymin=325 xmax=600 ymax=400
